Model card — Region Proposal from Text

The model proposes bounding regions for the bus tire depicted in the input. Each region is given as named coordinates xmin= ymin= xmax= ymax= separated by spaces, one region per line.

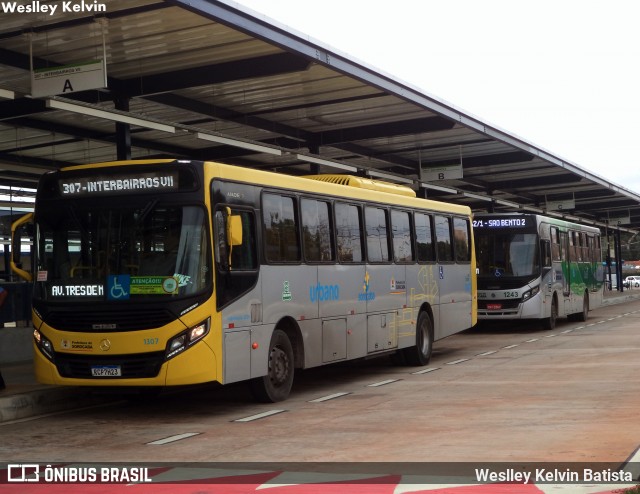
xmin=403 ymin=310 xmax=434 ymax=366
xmin=575 ymin=292 xmax=589 ymax=322
xmin=542 ymin=297 xmax=558 ymax=330
xmin=250 ymin=329 xmax=294 ymax=403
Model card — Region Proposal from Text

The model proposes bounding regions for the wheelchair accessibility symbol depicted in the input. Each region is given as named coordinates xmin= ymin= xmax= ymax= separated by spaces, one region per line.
xmin=107 ymin=275 xmax=130 ymax=300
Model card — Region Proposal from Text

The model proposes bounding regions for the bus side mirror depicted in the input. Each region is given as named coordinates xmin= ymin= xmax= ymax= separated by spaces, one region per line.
xmin=215 ymin=208 xmax=243 ymax=272
xmin=228 ymin=214 xmax=243 ymax=247
xmin=11 ymin=212 xmax=34 ymax=282
xmin=226 ymin=208 xmax=243 ymax=270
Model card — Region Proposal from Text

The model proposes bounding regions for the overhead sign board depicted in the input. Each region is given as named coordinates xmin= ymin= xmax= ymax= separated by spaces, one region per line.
xmin=31 ymin=60 xmax=106 ymax=98
xmin=58 ymin=172 xmax=179 ymax=197
xmin=472 ymin=215 xmax=537 ymax=232
xmin=546 ymin=198 xmax=575 ymax=211
xmin=609 ymin=214 xmax=631 ymax=225
xmin=420 ymin=163 xmax=463 ymax=182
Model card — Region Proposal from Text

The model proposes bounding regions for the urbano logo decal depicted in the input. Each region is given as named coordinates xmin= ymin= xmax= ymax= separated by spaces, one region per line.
xmin=309 ymin=283 xmax=340 ymax=302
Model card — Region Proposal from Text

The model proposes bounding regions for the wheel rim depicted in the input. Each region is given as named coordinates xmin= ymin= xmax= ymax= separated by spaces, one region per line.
xmin=419 ymin=319 xmax=430 ymax=356
xmin=269 ymin=346 xmax=290 ymax=387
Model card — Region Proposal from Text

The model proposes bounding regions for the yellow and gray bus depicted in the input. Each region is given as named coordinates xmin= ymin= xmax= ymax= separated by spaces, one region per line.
xmin=13 ymin=159 xmax=476 ymax=401
xmin=473 ymin=213 xmax=604 ymax=329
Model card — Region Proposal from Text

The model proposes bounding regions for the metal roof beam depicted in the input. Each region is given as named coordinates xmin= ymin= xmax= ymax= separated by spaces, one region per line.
xmin=4 ymin=117 xmax=192 ymax=159
xmin=0 ymin=3 xmax=170 ymax=43
xmin=0 ymin=152 xmax=67 ymax=170
xmin=489 ymin=173 xmax=583 ymax=190
xmin=145 ymin=93 xmax=309 ymax=142
xmin=312 ymin=116 xmax=454 ymax=146
xmin=118 ymin=53 xmax=311 ymax=96
xmin=0 ymin=98 xmax=47 ymax=120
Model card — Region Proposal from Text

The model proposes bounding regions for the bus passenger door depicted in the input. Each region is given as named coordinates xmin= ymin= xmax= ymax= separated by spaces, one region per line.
xmin=435 ymin=216 xmax=472 ymax=338
xmin=560 ymin=231 xmax=571 ymax=297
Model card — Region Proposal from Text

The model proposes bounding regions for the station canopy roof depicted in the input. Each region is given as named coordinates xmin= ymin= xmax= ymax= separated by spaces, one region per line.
xmin=2 ymin=0 xmax=640 ymax=232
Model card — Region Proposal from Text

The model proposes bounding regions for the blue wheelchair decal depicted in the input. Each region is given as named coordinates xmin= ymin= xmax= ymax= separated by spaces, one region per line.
xmin=107 ymin=275 xmax=130 ymax=300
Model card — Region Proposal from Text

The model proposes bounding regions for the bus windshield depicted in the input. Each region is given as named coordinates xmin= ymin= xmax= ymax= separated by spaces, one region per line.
xmin=476 ymin=233 xmax=540 ymax=278
xmin=34 ymin=202 xmax=211 ymax=301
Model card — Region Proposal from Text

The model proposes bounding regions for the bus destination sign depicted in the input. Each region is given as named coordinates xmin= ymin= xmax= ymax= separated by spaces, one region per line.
xmin=59 ymin=172 xmax=178 ymax=196
xmin=472 ymin=216 xmax=533 ymax=229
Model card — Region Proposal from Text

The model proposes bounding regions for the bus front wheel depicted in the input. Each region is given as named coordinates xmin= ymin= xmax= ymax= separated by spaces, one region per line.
xmin=250 ymin=329 xmax=294 ymax=403
xmin=404 ymin=311 xmax=434 ymax=366
xmin=542 ymin=297 xmax=558 ymax=330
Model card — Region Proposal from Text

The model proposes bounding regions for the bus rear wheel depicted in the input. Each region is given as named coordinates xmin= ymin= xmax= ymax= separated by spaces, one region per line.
xmin=403 ymin=311 xmax=434 ymax=366
xmin=250 ymin=329 xmax=294 ymax=403
xmin=570 ymin=292 xmax=589 ymax=322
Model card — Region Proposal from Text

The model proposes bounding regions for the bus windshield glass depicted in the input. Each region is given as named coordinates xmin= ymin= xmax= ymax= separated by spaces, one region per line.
xmin=34 ymin=202 xmax=211 ymax=301
xmin=476 ymin=233 xmax=540 ymax=278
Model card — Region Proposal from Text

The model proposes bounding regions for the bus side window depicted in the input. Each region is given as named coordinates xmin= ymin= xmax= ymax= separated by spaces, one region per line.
xmin=262 ymin=193 xmax=300 ymax=263
xmin=301 ymin=198 xmax=334 ymax=262
xmin=550 ymin=227 xmax=560 ymax=261
xmin=335 ymin=202 xmax=363 ymax=263
xmin=230 ymin=210 xmax=257 ymax=270
xmin=541 ymin=240 xmax=552 ymax=268
xmin=571 ymin=231 xmax=580 ymax=261
xmin=365 ymin=206 xmax=390 ymax=263
xmin=453 ymin=217 xmax=471 ymax=263
xmin=415 ymin=213 xmax=435 ymax=262
xmin=435 ymin=215 xmax=453 ymax=262
xmin=391 ymin=209 xmax=414 ymax=263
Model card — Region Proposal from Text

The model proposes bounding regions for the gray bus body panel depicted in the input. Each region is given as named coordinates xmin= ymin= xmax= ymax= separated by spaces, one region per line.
xmin=222 ymin=258 xmax=473 ymax=384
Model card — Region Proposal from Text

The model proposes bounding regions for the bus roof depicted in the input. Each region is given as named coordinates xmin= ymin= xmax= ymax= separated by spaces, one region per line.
xmin=52 ymin=159 xmax=471 ymax=216
xmin=206 ymin=161 xmax=471 ymax=215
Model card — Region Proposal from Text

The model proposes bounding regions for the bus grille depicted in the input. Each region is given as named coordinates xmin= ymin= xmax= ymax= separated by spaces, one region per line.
xmin=477 ymin=278 xmax=535 ymax=290
xmin=478 ymin=300 xmax=521 ymax=310
xmin=55 ymin=352 xmax=165 ymax=379
xmin=45 ymin=309 xmax=175 ymax=331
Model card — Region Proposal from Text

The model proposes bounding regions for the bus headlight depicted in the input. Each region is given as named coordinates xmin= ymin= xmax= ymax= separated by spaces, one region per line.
xmin=34 ymin=329 xmax=55 ymax=362
xmin=522 ymin=285 xmax=540 ymax=302
xmin=165 ymin=318 xmax=210 ymax=360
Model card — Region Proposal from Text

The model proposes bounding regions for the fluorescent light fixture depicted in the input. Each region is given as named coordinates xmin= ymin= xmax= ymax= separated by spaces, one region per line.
xmin=0 ymin=88 xmax=15 ymax=100
xmin=296 ymin=154 xmax=357 ymax=172
xmin=0 ymin=201 xmax=34 ymax=210
xmin=463 ymin=192 xmax=492 ymax=202
xmin=197 ymin=132 xmax=282 ymax=156
xmin=495 ymin=199 xmax=520 ymax=208
xmin=420 ymin=182 xmax=458 ymax=194
xmin=368 ymin=170 xmax=414 ymax=184
xmin=46 ymin=99 xmax=176 ymax=133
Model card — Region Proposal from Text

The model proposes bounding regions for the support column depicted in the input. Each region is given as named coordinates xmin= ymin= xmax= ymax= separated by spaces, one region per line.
xmin=114 ymin=94 xmax=131 ymax=160
xmin=615 ymin=228 xmax=623 ymax=292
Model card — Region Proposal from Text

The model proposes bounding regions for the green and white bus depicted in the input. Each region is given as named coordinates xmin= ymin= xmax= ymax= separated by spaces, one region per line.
xmin=473 ymin=213 xmax=604 ymax=329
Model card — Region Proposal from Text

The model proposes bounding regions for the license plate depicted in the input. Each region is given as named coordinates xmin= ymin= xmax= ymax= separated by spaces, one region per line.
xmin=487 ymin=303 xmax=502 ymax=310
xmin=91 ymin=365 xmax=122 ymax=377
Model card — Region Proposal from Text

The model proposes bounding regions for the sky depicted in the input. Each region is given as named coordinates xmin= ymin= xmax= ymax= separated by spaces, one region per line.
xmin=233 ymin=0 xmax=640 ymax=194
